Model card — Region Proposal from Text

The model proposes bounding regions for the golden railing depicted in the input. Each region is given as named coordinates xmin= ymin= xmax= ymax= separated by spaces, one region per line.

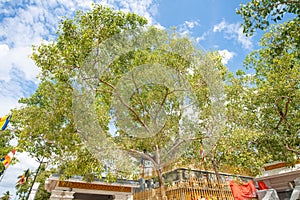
xmin=134 ymin=178 xmax=235 ymax=200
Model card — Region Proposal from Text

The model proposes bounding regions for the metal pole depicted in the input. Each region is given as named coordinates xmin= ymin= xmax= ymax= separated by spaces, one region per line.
xmin=0 ymin=169 xmax=5 ymax=182
xmin=25 ymin=158 xmax=44 ymax=200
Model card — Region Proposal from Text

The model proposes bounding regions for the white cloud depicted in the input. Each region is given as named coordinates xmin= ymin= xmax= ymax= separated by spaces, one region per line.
xmin=177 ymin=19 xmax=200 ymax=35
xmin=0 ymin=45 xmax=39 ymax=81
xmin=196 ymin=31 xmax=209 ymax=43
xmin=213 ymin=20 xmax=226 ymax=32
xmin=0 ymin=67 xmax=37 ymax=116
xmin=0 ymin=0 xmax=159 ymax=110
xmin=185 ymin=20 xmax=199 ymax=29
xmin=0 ymin=97 xmax=19 ymax=116
xmin=213 ymin=19 xmax=253 ymax=50
xmin=0 ymin=44 xmax=9 ymax=56
xmin=0 ymin=0 xmax=159 ymax=78
xmin=218 ymin=49 xmax=235 ymax=65
xmin=101 ymin=0 xmax=158 ymax=24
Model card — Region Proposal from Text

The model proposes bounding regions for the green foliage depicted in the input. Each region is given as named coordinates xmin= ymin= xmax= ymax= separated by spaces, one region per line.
xmin=12 ymin=4 xmax=147 ymax=180
xmin=0 ymin=191 xmax=10 ymax=200
xmin=13 ymin=2 xmax=227 ymax=186
xmin=33 ymin=164 xmax=52 ymax=200
xmin=241 ymin=22 xmax=300 ymax=163
xmin=237 ymin=0 xmax=300 ymax=35
xmin=218 ymin=20 xmax=300 ymax=168
xmin=14 ymin=2 xmax=288 ymax=187
xmin=0 ymin=130 xmax=14 ymax=155
xmin=232 ymin=0 xmax=300 ymax=171
xmin=217 ymin=128 xmax=270 ymax=176
xmin=15 ymin=169 xmax=32 ymax=200
xmin=0 ymin=129 xmax=15 ymax=176
xmin=237 ymin=0 xmax=300 ymax=56
xmin=180 ymin=68 xmax=273 ymax=176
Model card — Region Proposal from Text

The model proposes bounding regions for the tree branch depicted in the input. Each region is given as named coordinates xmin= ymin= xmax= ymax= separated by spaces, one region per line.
xmin=99 ymin=79 xmax=115 ymax=90
xmin=286 ymin=143 xmax=300 ymax=155
xmin=99 ymin=78 xmax=151 ymax=133
xmin=127 ymin=149 xmax=159 ymax=169
xmin=154 ymin=87 xmax=169 ymax=127
xmin=275 ymin=96 xmax=291 ymax=129
xmin=166 ymin=137 xmax=204 ymax=156
xmin=131 ymin=73 xmax=147 ymax=123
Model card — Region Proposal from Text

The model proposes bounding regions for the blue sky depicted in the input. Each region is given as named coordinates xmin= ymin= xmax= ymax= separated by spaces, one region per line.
xmin=0 ymin=0 xmax=263 ymax=197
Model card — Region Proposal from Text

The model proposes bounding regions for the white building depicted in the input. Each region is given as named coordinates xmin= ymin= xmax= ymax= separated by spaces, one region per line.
xmin=45 ymin=175 xmax=140 ymax=200
xmin=255 ymin=161 xmax=300 ymax=200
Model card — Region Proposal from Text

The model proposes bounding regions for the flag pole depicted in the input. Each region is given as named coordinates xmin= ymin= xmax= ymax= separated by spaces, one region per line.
xmin=0 ymin=169 xmax=6 ymax=182
xmin=0 ymin=149 xmax=16 ymax=183
xmin=25 ymin=157 xmax=44 ymax=200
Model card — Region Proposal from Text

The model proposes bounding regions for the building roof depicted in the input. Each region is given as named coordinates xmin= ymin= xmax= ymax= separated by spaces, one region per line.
xmin=45 ymin=174 xmax=140 ymax=192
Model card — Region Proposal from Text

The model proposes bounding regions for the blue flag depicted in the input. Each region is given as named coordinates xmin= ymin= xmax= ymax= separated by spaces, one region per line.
xmin=0 ymin=115 xmax=12 ymax=130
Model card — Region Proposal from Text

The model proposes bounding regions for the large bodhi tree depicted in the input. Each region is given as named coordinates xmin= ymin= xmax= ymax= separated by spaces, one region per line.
xmin=12 ymin=4 xmax=227 ymax=197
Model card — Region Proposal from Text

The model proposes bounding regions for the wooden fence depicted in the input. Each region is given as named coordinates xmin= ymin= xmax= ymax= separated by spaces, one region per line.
xmin=134 ymin=178 xmax=235 ymax=200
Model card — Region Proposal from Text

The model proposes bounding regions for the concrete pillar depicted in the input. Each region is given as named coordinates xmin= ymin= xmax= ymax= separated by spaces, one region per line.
xmin=290 ymin=178 xmax=300 ymax=200
xmin=177 ymin=169 xmax=183 ymax=182
xmin=50 ymin=190 xmax=75 ymax=200
xmin=28 ymin=182 xmax=40 ymax=200
xmin=257 ymin=189 xmax=279 ymax=200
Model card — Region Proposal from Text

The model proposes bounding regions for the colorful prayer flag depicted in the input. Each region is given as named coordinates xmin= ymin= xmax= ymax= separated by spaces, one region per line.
xmin=0 ymin=149 xmax=16 ymax=169
xmin=18 ymin=169 xmax=30 ymax=185
xmin=0 ymin=115 xmax=12 ymax=130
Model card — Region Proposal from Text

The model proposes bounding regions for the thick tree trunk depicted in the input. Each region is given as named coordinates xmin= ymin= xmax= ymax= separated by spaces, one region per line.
xmin=211 ymin=157 xmax=221 ymax=184
xmin=156 ymin=168 xmax=167 ymax=200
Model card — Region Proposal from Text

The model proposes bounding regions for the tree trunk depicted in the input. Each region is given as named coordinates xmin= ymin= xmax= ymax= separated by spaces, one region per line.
xmin=156 ymin=168 xmax=167 ymax=200
xmin=211 ymin=157 xmax=221 ymax=184
xmin=211 ymin=145 xmax=221 ymax=184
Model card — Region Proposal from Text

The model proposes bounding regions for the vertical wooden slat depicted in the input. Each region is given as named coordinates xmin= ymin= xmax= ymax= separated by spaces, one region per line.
xmin=134 ymin=177 xmax=236 ymax=200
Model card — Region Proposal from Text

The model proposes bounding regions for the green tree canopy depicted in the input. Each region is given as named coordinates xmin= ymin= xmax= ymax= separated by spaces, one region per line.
xmin=242 ymin=23 xmax=300 ymax=162
xmin=12 ymin=6 xmax=233 ymax=195
xmin=234 ymin=0 xmax=300 ymax=166
xmin=12 ymin=4 xmax=148 ymax=180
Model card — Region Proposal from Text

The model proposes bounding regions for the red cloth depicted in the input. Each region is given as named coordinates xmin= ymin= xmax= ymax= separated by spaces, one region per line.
xmin=230 ymin=180 xmax=257 ymax=200
xmin=258 ymin=181 xmax=269 ymax=190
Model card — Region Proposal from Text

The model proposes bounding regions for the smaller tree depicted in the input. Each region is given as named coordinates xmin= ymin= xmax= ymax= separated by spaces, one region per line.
xmin=32 ymin=163 xmax=52 ymax=200
xmin=0 ymin=191 xmax=10 ymax=200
